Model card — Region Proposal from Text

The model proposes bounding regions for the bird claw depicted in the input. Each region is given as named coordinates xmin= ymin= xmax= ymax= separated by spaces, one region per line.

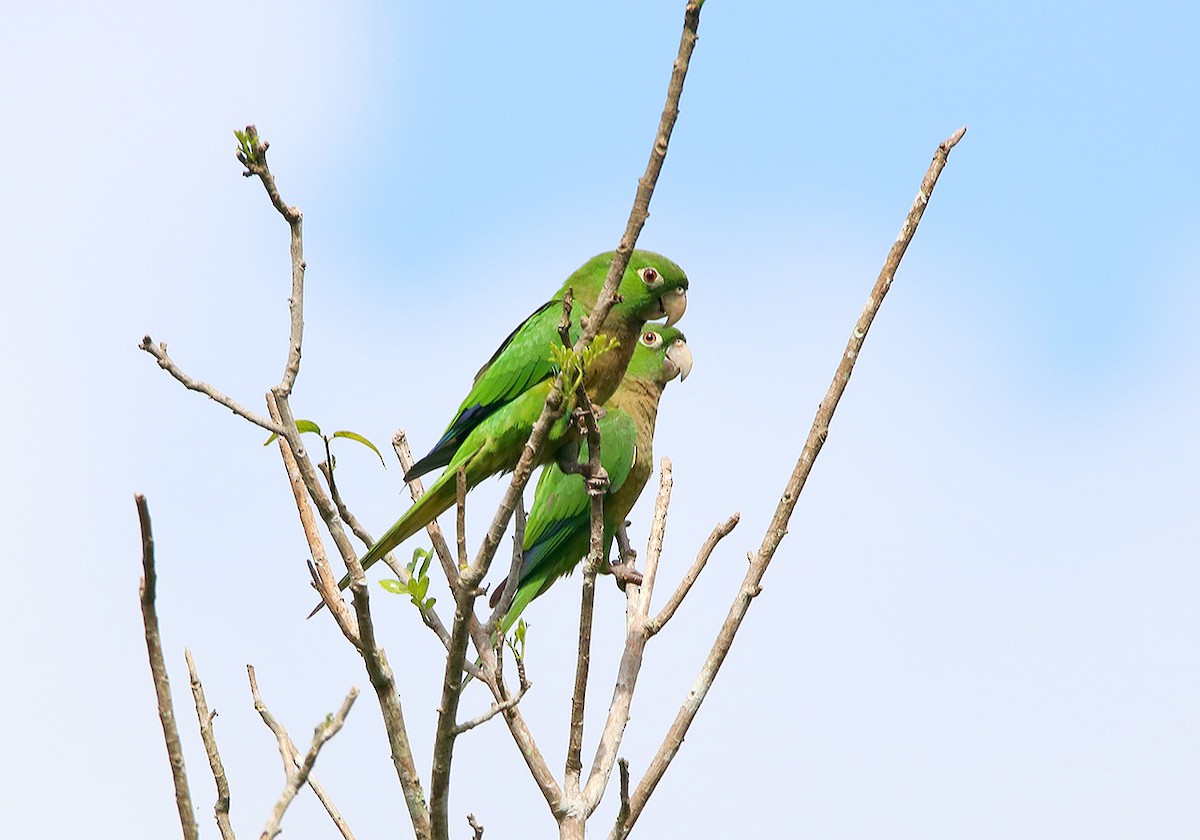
xmin=586 ymin=467 xmax=610 ymax=496
xmin=609 ymin=562 xmax=643 ymax=591
xmin=571 ymin=404 xmax=607 ymax=433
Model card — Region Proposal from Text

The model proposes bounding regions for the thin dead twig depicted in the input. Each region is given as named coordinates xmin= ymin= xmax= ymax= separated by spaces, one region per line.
xmin=393 ymin=431 xmax=461 ymax=590
xmin=318 ymin=455 xmax=455 ymax=650
xmin=319 ymin=457 xmax=374 ymax=548
xmin=452 ymin=679 xmax=533 ymax=736
xmin=582 ymin=0 xmax=705 ymax=348
xmin=248 ymin=665 xmax=356 ymax=840
xmin=266 ymin=393 xmax=361 ymax=646
xmin=139 ymin=337 xmax=285 ymax=435
xmin=429 ymin=483 xmax=481 ymax=840
xmin=614 ymin=758 xmax=631 ymax=838
xmin=237 ymin=140 xmax=429 ymax=838
xmin=579 ymin=460 xmax=674 ymax=812
xmin=483 ymin=495 xmax=527 ymax=638
xmin=538 ymin=2 xmax=709 ymax=828
xmin=259 ymin=685 xmax=359 ymax=840
xmin=235 ymin=124 xmax=304 ymax=397
xmin=185 ymin=649 xmax=235 ymax=840
xmin=565 ymin=293 xmax=608 ymax=797
xmin=137 ymin=494 xmax=200 ymax=840
xmin=647 ymin=513 xmax=741 ymax=636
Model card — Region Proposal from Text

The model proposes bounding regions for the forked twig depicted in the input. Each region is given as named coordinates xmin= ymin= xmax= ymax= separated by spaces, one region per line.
xmin=647 ymin=513 xmax=741 ymax=635
xmin=249 ymin=665 xmax=356 ymax=840
xmin=259 ymin=685 xmax=359 ymax=840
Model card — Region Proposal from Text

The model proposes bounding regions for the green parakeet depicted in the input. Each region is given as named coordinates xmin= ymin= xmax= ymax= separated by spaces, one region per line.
xmin=346 ymin=251 xmax=688 ymax=590
xmin=490 ymin=323 xmax=693 ymax=636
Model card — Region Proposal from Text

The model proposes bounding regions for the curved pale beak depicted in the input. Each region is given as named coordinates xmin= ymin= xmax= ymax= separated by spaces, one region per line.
xmin=665 ymin=339 xmax=693 ymax=382
xmin=661 ymin=287 xmax=688 ymax=327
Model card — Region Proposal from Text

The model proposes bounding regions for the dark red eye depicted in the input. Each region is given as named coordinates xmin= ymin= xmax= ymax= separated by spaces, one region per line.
xmin=643 ymin=331 xmax=657 ymax=343
xmin=640 ymin=267 xmax=659 ymax=284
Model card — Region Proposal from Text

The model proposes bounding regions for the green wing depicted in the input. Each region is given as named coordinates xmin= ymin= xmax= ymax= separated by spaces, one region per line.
xmin=498 ymin=410 xmax=637 ymax=634
xmin=407 ymin=300 xmax=581 ymax=480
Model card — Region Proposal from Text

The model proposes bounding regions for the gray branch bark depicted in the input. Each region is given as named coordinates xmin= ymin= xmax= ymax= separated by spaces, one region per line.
xmin=136 ymin=494 xmax=200 ymax=840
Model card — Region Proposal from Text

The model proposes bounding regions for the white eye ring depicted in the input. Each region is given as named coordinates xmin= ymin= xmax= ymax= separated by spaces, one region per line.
xmin=638 ymin=266 xmax=663 ymax=288
xmin=639 ymin=330 xmax=663 ymax=348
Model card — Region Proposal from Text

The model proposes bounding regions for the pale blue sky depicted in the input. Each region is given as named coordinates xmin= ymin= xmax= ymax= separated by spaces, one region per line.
xmin=2 ymin=2 xmax=1197 ymax=838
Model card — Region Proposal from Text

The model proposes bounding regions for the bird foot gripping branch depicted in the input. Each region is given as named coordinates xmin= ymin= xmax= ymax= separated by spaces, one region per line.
xmin=569 ymin=403 xmax=613 ymax=496
xmin=555 ymin=445 xmax=612 ymax=496
xmin=585 ymin=468 xmax=611 ymax=497
xmin=608 ymin=562 xmax=643 ymax=592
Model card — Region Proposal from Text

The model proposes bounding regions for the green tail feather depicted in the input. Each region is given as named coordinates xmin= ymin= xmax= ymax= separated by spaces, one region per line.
xmin=342 ymin=467 xmax=461 ymax=589
xmin=309 ymin=468 xmax=463 ymax=618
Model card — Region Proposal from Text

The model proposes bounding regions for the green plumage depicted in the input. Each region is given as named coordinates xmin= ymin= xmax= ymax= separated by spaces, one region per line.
xmin=493 ymin=324 xmax=693 ymax=636
xmin=346 ymin=250 xmax=689 ymax=590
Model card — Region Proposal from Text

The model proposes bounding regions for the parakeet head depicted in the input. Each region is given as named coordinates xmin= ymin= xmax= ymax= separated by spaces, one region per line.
xmin=561 ymin=250 xmax=689 ymax=327
xmin=628 ymin=324 xmax=693 ymax=386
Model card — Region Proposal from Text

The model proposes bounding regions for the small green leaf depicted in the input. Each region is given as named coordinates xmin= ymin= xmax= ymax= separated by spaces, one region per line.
xmin=379 ymin=579 xmax=408 ymax=594
xmin=505 ymin=618 xmax=529 ymax=661
xmin=332 ymin=430 xmax=386 ymax=467
xmin=262 ymin=418 xmax=323 ymax=446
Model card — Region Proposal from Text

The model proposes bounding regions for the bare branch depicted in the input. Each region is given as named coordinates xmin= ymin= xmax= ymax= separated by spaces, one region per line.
xmin=636 ymin=458 xmax=673 ymax=615
xmin=252 ymin=241 xmax=429 ymax=837
xmin=432 ymin=463 xmax=525 ymax=836
xmin=139 ymin=336 xmax=285 ymax=435
xmin=452 ymin=680 xmax=532 ymax=736
xmin=488 ymin=673 xmax=564 ymax=812
xmin=234 ymin=124 xmax=305 ymax=397
xmin=613 ymin=758 xmax=631 ymax=839
xmin=395 ymin=436 xmax=562 ymax=813
xmin=456 ymin=468 xmax=468 ymax=572
xmin=136 ymin=494 xmax=200 ymax=840
xmin=319 ymin=458 xmax=375 ymax=549
xmin=185 ymin=649 xmax=235 ymax=840
xmin=566 ymin=549 xmax=598 ymax=795
xmin=580 ymin=461 xmax=674 ymax=810
xmin=581 ymin=0 xmax=705 ymax=350
xmin=646 ymin=513 xmax=741 ymax=636
xmin=429 ymin=552 xmax=478 ymax=840
xmin=394 ymin=431 xmax=460 ymax=589
xmin=615 ymin=523 xmax=635 ymax=566
xmin=467 ymin=814 xmax=485 ymax=840
xmin=248 ymin=666 xmax=356 ymax=840
xmin=259 ymin=685 xmax=359 ymax=840
xmin=457 ymin=0 xmax=706 ymax=605
xmin=566 ymin=351 xmax=608 ymax=796
xmin=318 ymin=456 xmax=456 ymax=650
xmin=483 ymin=495 xmax=527 ymax=636
xmin=502 ymin=3 xmax=707 ymax=825
xmin=613 ymin=126 xmax=968 ymax=840
xmin=266 ymin=393 xmax=361 ymax=646
xmin=344 ymin=577 xmax=432 ymax=839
